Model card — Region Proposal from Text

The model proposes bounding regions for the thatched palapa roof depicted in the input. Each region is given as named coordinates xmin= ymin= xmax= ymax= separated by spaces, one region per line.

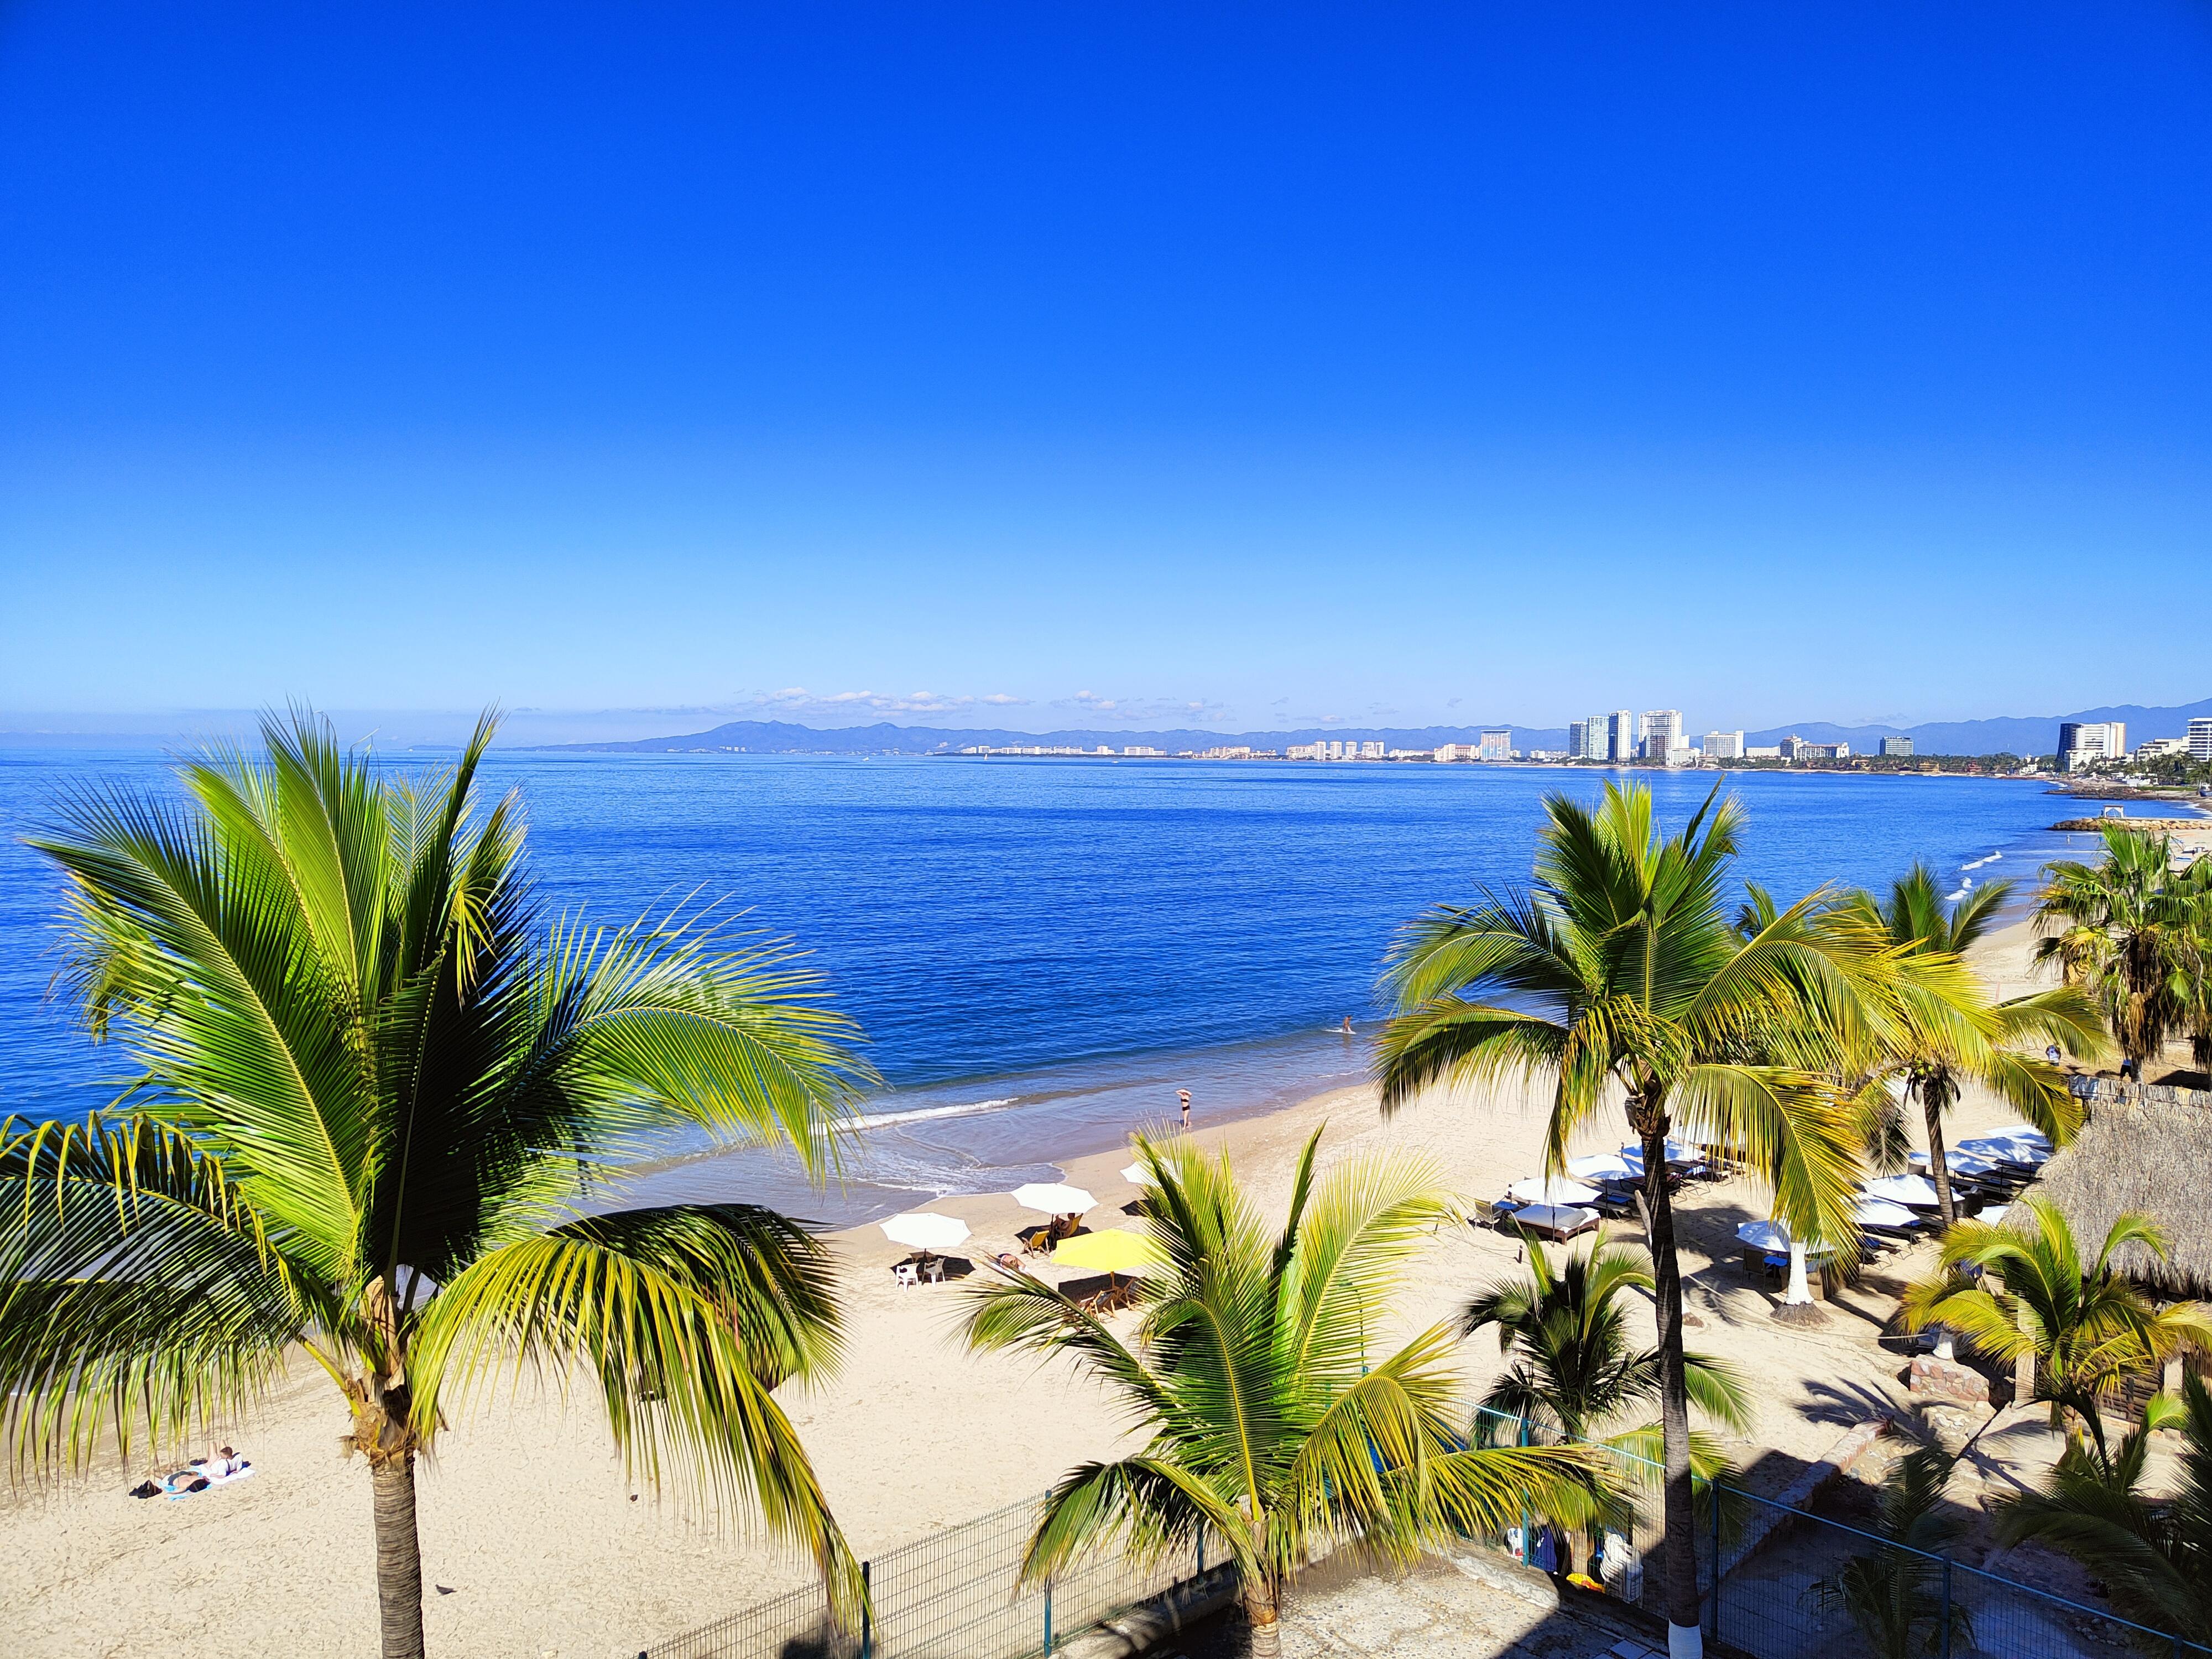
xmin=2030 ymin=1095 xmax=2212 ymax=1300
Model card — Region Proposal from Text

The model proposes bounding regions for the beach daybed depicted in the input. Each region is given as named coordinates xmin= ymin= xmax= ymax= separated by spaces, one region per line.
xmin=1500 ymin=1203 xmax=1601 ymax=1243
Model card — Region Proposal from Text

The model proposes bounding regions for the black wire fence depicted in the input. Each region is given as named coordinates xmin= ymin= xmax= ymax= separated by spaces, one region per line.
xmin=637 ymin=1493 xmax=1212 ymax=1659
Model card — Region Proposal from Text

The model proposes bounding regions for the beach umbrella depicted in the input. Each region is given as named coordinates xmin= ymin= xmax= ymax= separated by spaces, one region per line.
xmin=1736 ymin=1219 xmax=1791 ymax=1252
xmin=1050 ymin=1228 xmax=1164 ymax=1278
xmin=1909 ymin=1148 xmax=2002 ymax=1178
xmin=1978 ymin=1203 xmax=2011 ymax=1227
xmin=1507 ymin=1175 xmax=1602 ymax=1206
xmin=1120 ymin=1162 xmax=1152 ymax=1187
xmin=1619 ymin=1138 xmax=1699 ymax=1167
xmin=1565 ymin=1152 xmax=1635 ymax=1183
xmin=1011 ymin=1182 xmax=1095 ymax=1218
xmin=1953 ymin=1132 xmax=2050 ymax=1166
xmin=1863 ymin=1174 xmax=1941 ymax=1208
xmin=1854 ymin=1197 xmax=1917 ymax=1229
xmin=879 ymin=1212 xmax=971 ymax=1253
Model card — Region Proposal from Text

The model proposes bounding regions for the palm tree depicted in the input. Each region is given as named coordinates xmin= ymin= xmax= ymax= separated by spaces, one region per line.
xmin=1843 ymin=864 xmax=2105 ymax=1228
xmin=1805 ymin=1445 xmax=1972 ymax=1658
xmin=1464 ymin=1238 xmax=1749 ymax=1573
xmin=2035 ymin=823 xmax=2212 ymax=1082
xmin=959 ymin=1128 xmax=1597 ymax=1659
xmin=1374 ymin=781 xmax=1906 ymax=1656
xmin=0 ymin=711 xmax=875 ymax=1659
xmin=1992 ymin=1373 xmax=2212 ymax=1646
xmin=1900 ymin=1196 xmax=2212 ymax=1435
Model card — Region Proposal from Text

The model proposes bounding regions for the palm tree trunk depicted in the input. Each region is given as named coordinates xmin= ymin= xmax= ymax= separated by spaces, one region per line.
xmin=1637 ymin=1118 xmax=1705 ymax=1657
xmin=372 ymin=1451 xmax=427 ymax=1659
xmin=1243 ymin=1579 xmax=1282 ymax=1659
xmin=1923 ymin=1096 xmax=1957 ymax=1232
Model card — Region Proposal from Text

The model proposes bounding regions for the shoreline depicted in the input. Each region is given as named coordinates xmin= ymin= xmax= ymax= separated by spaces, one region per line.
xmin=8 ymin=841 xmax=2208 ymax=1655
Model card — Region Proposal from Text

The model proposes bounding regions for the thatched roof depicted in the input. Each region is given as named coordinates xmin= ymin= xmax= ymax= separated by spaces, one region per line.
xmin=2030 ymin=1095 xmax=2212 ymax=1299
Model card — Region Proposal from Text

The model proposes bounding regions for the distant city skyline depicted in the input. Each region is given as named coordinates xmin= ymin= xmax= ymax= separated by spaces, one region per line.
xmin=6 ymin=7 xmax=2211 ymax=727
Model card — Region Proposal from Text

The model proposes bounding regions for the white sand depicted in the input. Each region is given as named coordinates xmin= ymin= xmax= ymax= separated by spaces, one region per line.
xmin=0 ymin=914 xmax=2137 ymax=1657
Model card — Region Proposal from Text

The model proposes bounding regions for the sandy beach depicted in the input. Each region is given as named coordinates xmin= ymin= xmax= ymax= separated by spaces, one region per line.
xmin=0 ymin=901 xmax=2198 ymax=1659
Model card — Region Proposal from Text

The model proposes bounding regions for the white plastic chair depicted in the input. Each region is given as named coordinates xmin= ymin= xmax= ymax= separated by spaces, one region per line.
xmin=892 ymin=1261 xmax=920 ymax=1289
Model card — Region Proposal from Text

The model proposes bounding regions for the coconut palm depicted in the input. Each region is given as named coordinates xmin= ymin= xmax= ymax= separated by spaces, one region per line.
xmin=0 ymin=711 xmax=875 ymax=1659
xmin=1805 ymin=1445 xmax=1972 ymax=1659
xmin=2035 ymin=823 xmax=2212 ymax=1082
xmin=1374 ymin=781 xmax=1913 ymax=1656
xmin=1992 ymin=1374 xmax=2212 ymax=1646
xmin=1465 ymin=1238 xmax=1749 ymax=1571
xmin=960 ymin=1128 xmax=1598 ymax=1659
xmin=1841 ymin=864 xmax=2105 ymax=1228
xmin=1900 ymin=1196 xmax=2212 ymax=1437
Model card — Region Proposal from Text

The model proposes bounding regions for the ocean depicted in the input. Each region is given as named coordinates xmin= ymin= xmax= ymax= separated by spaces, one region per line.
xmin=0 ymin=749 xmax=2103 ymax=1225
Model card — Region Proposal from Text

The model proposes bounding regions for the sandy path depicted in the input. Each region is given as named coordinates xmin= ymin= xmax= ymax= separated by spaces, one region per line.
xmin=0 ymin=914 xmax=2130 ymax=1657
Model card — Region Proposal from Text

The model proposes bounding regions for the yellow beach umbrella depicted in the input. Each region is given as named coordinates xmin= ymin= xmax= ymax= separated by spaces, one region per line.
xmin=1050 ymin=1227 xmax=1164 ymax=1279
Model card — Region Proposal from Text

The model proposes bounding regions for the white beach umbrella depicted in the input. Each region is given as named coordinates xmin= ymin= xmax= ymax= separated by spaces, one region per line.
xmin=1978 ymin=1203 xmax=2011 ymax=1227
xmin=1120 ymin=1163 xmax=1153 ymax=1187
xmin=879 ymin=1212 xmax=971 ymax=1251
xmin=1618 ymin=1138 xmax=1700 ymax=1168
xmin=1736 ymin=1219 xmax=1791 ymax=1251
xmin=1507 ymin=1175 xmax=1602 ymax=1207
xmin=1011 ymin=1182 xmax=1095 ymax=1218
xmin=1566 ymin=1152 xmax=1635 ymax=1183
xmin=1954 ymin=1132 xmax=2050 ymax=1166
xmin=1854 ymin=1197 xmax=1917 ymax=1229
xmin=1863 ymin=1174 xmax=1941 ymax=1208
xmin=1909 ymin=1148 xmax=2002 ymax=1178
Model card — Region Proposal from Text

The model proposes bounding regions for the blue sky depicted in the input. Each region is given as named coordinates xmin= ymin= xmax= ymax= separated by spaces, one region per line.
xmin=3 ymin=3 xmax=2209 ymax=739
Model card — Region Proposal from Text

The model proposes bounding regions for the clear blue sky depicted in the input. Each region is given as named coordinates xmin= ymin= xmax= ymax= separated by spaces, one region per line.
xmin=3 ymin=3 xmax=2208 ymax=739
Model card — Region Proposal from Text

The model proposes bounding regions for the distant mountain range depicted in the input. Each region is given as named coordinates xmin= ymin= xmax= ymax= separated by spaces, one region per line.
xmin=533 ymin=696 xmax=2212 ymax=759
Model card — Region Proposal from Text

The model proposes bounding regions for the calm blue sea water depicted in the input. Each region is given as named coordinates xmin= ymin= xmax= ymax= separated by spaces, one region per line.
xmin=0 ymin=750 xmax=2103 ymax=1223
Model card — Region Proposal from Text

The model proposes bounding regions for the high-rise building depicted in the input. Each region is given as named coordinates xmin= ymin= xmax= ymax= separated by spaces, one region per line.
xmin=1880 ymin=736 xmax=1914 ymax=757
xmin=1703 ymin=730 xmax=1745 ymax=760
xmin=2057 ymin=721 xmax=2126 ymax=771
xmin=1478 ymin=728 xmax=1513 ymax=763
xmin=1359 ymin=740 xmax=1384 ymax=759
xmin=1567 ymin=717 xmax=1607 ymax=760
xmin=2189 ymin=717 xmax=2212 ymax=763
xmin=1639 ymin=709 xmax=1683 ymax=760
xmin=1434 ymin=743 xmax=1477 ymax=763
xmin=1606 ymin=709 xmax=1636 ymax=762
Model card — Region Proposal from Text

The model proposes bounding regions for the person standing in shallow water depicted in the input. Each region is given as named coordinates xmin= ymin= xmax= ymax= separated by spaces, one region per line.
xmin=1178 ymin=1088 xmax=1191 ymax=1130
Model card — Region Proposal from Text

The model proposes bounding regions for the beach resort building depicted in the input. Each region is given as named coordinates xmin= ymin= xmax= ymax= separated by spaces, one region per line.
xmin=1702 ymin=729 xmax=1744 ymax=760
xmin=1477 ymin=728 xmax=1512 ymax=762
xmin=2190 ymin=716 xmax=2212 ymax=761
xmin=1359 ymin=740 xmax=1384 ymax=758
xmin=1879 ymin=735 xmax=1914 ymax=756
xmin=1567 ymin=716 xmax=1608 ymax=760
xmin=2058 ymin=719 xmax=2127 ymax=770
xmin=1433 ymin=743 xmax=1477 ymax=762
xmin=1606 ymin=709 xmax=1635 ymax=761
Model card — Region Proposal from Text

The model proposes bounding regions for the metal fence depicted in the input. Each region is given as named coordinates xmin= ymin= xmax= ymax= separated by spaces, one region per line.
xmin=638 ymin=1494 xmax=1211 ymax=1659
xmin=642 ymin=1422 xmax=2210 ymax=1659
xmin=1705 ymin=1483 xmax=2212 ymax=1659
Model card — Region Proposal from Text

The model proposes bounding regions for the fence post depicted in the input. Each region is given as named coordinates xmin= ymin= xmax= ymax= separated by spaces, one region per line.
xmin=1044 ymin=1577 xmax=1054 ymax=1653
xmin=1707 ymin=1482 xmax=1723 ymax=1644
xmin=1517 ymin=1414 xmax=1531 ymax=1566
xmin=860 ymin=1559 xmax=872 ymax=1659
xmin=1940 ymin=1557 xmax=1953 ymax=1659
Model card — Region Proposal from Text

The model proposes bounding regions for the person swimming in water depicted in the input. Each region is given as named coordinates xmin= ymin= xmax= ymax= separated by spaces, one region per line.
xmin=1341 ymin=1015 xmax=1354 ymax=1035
